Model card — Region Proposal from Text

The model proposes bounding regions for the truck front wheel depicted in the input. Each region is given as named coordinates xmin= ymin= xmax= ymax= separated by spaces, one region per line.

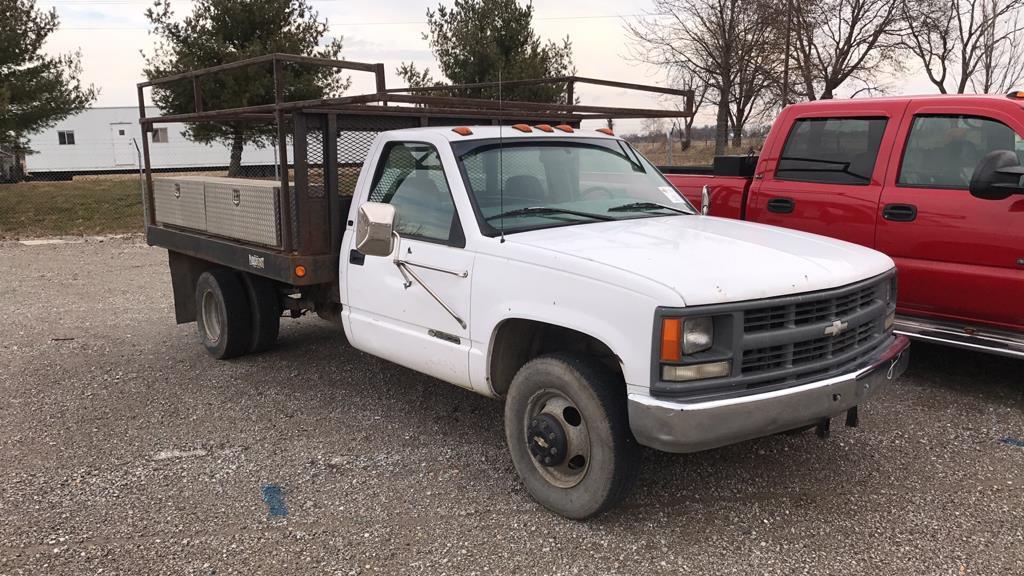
xmin=504 ymin=354 xmax=639 ymax=519
xmin=195 ymin=269 xmax=252 ymax=359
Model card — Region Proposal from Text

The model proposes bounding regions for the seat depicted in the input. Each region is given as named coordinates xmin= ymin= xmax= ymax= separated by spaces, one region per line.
xmin=505 ymin=174 xmax=546 ymax=201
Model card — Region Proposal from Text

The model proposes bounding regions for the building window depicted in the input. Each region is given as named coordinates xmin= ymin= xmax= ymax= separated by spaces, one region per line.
xmin=58 ymin=131 xmax=76 ymax=145
xmin=152 ymin=128 xmax=169 ymax=143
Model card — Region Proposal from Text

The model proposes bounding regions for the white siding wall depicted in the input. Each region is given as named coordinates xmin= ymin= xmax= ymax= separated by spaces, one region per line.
xmin=24 ymin=107 xmax=279 ymax=173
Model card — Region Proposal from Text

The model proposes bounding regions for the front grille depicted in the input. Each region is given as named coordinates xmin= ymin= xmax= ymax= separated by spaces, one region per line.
xmin=738 ymin=277 xmax=889 ymax=389
xmin=651 ymin=271 xmax=896 ymax=400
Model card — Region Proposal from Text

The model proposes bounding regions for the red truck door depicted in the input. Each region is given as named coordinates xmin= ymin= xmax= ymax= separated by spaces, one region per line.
xmin=876 ymin=100 xmax=1024 ymax=331
xmin=746 ymin=101 xmax=907 ymax=247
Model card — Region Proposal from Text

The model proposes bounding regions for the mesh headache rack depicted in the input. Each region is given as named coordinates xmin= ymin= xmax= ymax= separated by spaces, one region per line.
xmin=136 ymin=53 xmax=693 ymax=286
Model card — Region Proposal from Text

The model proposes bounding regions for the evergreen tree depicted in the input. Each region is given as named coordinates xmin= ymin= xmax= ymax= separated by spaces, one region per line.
xmin=143 ymin=0 xmax=349 ymax=175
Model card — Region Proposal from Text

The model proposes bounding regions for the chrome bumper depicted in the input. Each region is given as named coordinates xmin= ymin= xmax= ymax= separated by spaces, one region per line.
xmin=628 ymin=335 xmax=910 ymax=453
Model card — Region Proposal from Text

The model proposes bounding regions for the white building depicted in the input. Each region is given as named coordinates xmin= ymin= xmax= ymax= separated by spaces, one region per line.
xmin=24 ymin=106 xmax=278 ymax=177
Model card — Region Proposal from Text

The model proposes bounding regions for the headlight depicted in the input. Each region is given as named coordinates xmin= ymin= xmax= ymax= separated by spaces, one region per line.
xmin=682 ymin=316 xmax=714 ymax=354
xmin=660 ymin=316 xmax=714 ymax=361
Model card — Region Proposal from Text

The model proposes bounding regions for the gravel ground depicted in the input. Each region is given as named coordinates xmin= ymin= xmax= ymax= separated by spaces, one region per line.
xmin=1 ymin=237 xmax=1022 ymax=576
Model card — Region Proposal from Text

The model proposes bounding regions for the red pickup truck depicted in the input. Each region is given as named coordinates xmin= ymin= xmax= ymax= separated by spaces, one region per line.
xmin=663 ymin=93 xmax=1024 ymax=359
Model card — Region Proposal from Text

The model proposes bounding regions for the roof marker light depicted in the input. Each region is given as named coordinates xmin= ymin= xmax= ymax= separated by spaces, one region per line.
xmin=511 ymin=123 xmax=533 ymax=133
xmin=1007 ymin=90 xmax=1024 ymax=99
xmin=554 ymin=124 xmax=574 ymax=133
xmin=535 ymin=124 xmax=554 ymax=132
xmin=452 ymin=127 xmax=473 ymax=136
xmin=596 ymin=127 xmax=615 ymax=136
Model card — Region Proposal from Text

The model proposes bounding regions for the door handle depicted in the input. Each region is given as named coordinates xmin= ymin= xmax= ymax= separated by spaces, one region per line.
xmin=766 ymin=197 xmax=795 ymax=214
xmin=883 ymin=203 xmax=917 ymax=222
xmin=349 ymin=249 xmax=365 ymax=266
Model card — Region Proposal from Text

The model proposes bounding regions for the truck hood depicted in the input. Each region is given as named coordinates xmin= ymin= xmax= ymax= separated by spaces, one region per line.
xmin=506 ymin=216 xmax=895 ymax=306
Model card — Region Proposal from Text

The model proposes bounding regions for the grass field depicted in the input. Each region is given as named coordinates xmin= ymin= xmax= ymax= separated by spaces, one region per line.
xmin=0 ymin=178 xmax=144 ymax=239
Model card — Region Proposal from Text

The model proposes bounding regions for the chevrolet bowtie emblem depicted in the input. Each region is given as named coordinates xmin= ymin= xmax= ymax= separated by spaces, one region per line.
xmin=824 ymin=320 xmax=849 ymax=337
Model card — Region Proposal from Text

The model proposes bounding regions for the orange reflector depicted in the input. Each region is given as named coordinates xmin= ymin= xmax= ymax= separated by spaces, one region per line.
xmin=596 ymin=127 xmax=615 ymax=136
xmin=660 ymin=318 xmax=682 ymax=362
xmin=511 ymin=123 xmax=532 ymax=133
xmin=554 ymin=124 xmax=574 ymax=133
xmin=452 ymin=126 xmax=473 ymax=136
xmin=534 ymin=124 xmax=554 ymax=132
xmin=294 ymin=265 xmax=307 ymax=278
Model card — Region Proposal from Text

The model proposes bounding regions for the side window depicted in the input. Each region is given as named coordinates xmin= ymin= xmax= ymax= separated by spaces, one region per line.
xmin=58 ymin=130 xmax=76 ymax=145
xmin=368 ymin=142 xmax=461 ymax=245
xmin=898 ymin=115 xmax=1024 ymax=189
xmin=776 ymin=117 xmax=887 ymax=185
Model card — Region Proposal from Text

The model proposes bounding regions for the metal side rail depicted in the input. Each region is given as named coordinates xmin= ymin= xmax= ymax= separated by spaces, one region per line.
xmin=895 ymin=316 xmax=1024 ymax=359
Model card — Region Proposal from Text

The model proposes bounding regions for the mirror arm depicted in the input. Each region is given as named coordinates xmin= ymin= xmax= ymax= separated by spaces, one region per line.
xmin=394 ymin=260 xmax=467 ymax=329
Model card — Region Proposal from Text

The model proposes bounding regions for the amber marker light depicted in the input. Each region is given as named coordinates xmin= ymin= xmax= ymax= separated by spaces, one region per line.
xmin=535 ymin=124 xmax=554 ymax=132
xmin=660 ymin=318 xmax=682 ymax=362
xmin=554 ymin=124 xmax=574 ymax=133
xmin=294 ymin=265 xmax=307 ymax=278
xmin=596 ymin=127 xmax=615 ymax=136
xmin=451 ymin=126 xmax=473 ymax=136
xmin=511 ymin=123 xmax=533 ymax=133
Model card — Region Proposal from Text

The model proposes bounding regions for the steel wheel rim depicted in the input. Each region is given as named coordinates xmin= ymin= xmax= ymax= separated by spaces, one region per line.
xmin=201 ymin=290 xmax=222 ymax=344
xmin=524 ymin=389 xmax=591 ymax=488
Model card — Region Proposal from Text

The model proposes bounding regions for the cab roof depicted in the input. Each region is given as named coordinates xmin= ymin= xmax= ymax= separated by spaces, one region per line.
xmin=384 ymin=125 xmax=622 ymax=142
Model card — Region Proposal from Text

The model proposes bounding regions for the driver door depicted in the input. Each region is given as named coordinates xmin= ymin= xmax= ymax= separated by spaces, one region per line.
xmin=876 ymin=104 xmax=1024 ymax=329
xmin=344 ymin=141 xmax=475 ymax=388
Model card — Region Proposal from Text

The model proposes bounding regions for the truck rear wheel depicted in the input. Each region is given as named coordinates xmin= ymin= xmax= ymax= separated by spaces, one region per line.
xmin=504 ymin=354 xmax=639 ymax=519
xmin=242 ymin=273 xmax=280 ymax=354
xmin=195 ymin=269 xmax=251 ymax=359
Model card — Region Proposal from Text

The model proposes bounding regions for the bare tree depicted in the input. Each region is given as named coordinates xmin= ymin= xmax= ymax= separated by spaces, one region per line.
xmin=790 ymin=0 xmax=903 ymax=100
xmin=902 ymin=0 xmax=1024 ymax=93
xmin=973 ymin=0 xmax=1024 ymax=93
xmin=666 ymin=65 xmax=710 ymax=151
xmin=627 ymin=0 xmax=775 ymax=155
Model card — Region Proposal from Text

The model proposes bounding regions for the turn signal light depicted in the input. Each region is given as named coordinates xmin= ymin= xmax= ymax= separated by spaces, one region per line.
xmin=294 ymin=265 xmax=307 ymax=278
xmin=511 ymin=124 xmax=532 ymax=133
xmin=660 ymin=318 xmax=681 ymax=362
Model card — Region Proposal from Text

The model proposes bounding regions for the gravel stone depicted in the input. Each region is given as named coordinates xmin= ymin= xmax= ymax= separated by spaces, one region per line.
xmin=1 ymin=237 xmax=1022 ymax=575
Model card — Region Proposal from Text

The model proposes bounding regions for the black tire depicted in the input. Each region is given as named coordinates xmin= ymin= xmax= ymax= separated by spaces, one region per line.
xmin=195 ymin=269 xmax=251 ymax=359
xmin=504 ymin=353 xmax=639 ymax=519
xmin=241 ymin=273 xmax=280 ymax=354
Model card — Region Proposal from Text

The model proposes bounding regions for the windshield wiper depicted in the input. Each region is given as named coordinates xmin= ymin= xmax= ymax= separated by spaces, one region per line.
xmin=777 ymin=156 xmax=871 ymax=182
xmin=485 ymin=206 xmax=614 ymax=222
xmin=607 ymin=201 xmax=692 ymax=215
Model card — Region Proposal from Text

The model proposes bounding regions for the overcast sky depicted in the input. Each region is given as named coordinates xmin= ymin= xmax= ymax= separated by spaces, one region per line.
xmin=40 ymin=0 xmax=939 ymax=132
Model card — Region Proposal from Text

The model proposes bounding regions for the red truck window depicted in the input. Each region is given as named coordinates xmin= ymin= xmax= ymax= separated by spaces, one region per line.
xmin=776 ymin=117 xmax=887 ymax=185
xmin=897 ymin=115 xmax=1024 ymax=190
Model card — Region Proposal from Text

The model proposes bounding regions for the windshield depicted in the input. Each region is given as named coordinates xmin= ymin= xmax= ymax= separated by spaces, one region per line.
xmin=453 ymin=138 xmax=696 ymax=235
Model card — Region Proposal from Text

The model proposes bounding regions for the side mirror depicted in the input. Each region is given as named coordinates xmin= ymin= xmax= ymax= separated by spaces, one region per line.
xmin=970 ymin=150 xmax=1024 ymax=200
xmin=355 ymin=202 xmax=396 ymax=257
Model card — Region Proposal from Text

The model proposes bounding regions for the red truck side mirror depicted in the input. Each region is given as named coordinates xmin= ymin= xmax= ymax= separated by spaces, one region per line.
xmin=970 ymin=150 xmax=1024 ymax=200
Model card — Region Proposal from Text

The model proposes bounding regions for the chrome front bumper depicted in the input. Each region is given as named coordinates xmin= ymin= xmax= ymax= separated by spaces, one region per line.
xmin=628 ymin=335 xmax=910 ymax=453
